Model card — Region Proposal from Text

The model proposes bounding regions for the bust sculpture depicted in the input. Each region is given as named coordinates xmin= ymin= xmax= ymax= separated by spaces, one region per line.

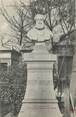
xmin=27 ymin=14 xmax=53 ymax=51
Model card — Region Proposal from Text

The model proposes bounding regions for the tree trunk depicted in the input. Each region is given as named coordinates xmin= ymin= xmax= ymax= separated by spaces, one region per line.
xmin=63 ymin=88 xmax=71 ymax=117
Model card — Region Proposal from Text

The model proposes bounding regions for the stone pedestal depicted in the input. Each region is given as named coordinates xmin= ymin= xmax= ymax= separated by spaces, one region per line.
xmin=18 ymin=43 xmax=62 ymax=117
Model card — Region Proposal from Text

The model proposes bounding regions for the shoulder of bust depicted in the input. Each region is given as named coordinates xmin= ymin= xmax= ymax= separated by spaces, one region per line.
xmin=45 ymin=28 xmax=53 ymax=37
xmin=27 ymin=27 xmax=36 ymax=36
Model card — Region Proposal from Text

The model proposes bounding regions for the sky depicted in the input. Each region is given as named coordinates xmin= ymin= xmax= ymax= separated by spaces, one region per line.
xmin=0 ymin=0 xmax=31 ymax=43
xmin=0 ymin=0 xmax=30 ymax=29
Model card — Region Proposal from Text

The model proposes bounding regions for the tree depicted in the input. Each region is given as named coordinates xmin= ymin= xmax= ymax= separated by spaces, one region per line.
xmin=0 ymin=1 xmax=33 ymax=46
xmin=30 ymin=0 xmax=75 ymax=37
xmin=0 ymin=0 xmax=75 ymax=47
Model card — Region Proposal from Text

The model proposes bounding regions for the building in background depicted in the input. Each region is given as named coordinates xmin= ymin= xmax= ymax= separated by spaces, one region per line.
xmin=0 ymin=44 xmax=21 ymax=71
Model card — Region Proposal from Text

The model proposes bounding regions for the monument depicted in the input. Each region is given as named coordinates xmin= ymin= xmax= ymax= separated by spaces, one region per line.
xmin=18 ymin=14 xmax=62 ymax=117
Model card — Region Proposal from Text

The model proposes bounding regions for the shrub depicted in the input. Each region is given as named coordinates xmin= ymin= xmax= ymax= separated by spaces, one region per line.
xmin=0 ymin=62 xmax=27 ymax=115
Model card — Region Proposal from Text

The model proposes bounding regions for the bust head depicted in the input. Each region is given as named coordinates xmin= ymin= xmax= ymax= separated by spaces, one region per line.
xmin=34 ymin=14 xmax=45 ymax=29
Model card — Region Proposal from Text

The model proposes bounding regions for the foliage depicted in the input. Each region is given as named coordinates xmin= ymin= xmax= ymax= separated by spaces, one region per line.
xmin=0 ymin=63 xmax=27 ymax=115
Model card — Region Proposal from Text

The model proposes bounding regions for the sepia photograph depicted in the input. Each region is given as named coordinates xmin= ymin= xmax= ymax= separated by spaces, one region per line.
xmin=0 ymin=0 xmax=76 ymax=117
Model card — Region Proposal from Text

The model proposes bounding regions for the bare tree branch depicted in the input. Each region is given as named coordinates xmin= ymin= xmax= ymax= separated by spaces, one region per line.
xmin=0 ymin=1 xmax=33 ymax=46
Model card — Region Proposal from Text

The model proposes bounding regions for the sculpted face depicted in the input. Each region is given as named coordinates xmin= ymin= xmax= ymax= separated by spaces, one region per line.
xmin=34 ymin=14 xmax=45 ymax=29
xmin=36 ymin=19 xmax=44 ymax=29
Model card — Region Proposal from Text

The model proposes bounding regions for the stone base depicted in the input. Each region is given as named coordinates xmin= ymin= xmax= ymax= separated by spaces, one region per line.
xmin=19 ymin=102 xmax=62 ymax=117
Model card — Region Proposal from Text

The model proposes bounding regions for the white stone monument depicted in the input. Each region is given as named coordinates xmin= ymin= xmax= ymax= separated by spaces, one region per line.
xmin=18 ymin=14 xmax=62 ymax=117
